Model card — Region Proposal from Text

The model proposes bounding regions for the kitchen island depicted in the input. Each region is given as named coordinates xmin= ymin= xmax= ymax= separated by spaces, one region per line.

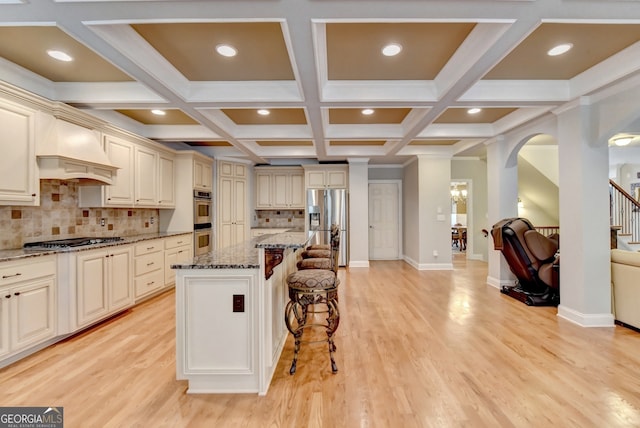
xmin=171 ymin=230 xmax=313 ymax=395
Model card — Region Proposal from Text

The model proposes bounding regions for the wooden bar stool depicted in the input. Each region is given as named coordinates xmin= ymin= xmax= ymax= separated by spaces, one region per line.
xmin=285 ymin=224 xmax=340 ymax=374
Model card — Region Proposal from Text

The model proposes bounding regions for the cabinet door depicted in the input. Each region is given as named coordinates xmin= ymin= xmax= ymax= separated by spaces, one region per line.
xmin=109 ymin=247 xmax=133 ymax=311
xmin=135 ymin=146 xmax=158 ymax=206
xmin=272 ymin=173 xmax=288 ymax=208
xmin=158 ymin=153 xmax=175 ymax=207
xmin=10 ymin=277 xmax=56 ymax=352
xmin=194 ymin=160 xmax=213 ymax=190
xmin=165 ymin=245 xmax=192 ymax=285
xmin=255 ymin=173 xmax=272 ymax=208
xmin=234 ymin=163 xmax=247 ymax=178
xmin=0 ymin=100 xmax=37 ymax=205
xmin=76 ymin=250 xmax=108 ymax=327
xmin=289 ymin=172 xmax=305 ymax=208
xmin=218 ymin=176 xmax=234 ymax=249
xmin=0 ymin=291 xmax=9 ymax=358
xmin=234 ymin=179 xmax=246 ymax=224
xmin=327 ymin=170 xmax=347 ymax=188
xmin=306 ymin=170 xmax=326 ymax=188
xmin=104 ymin=135 xmax=135 ymax=206
xmin=202 ymin=162 xmax=213 ymax=190
xmin=218 ymin=160 xmax=234 ymax=177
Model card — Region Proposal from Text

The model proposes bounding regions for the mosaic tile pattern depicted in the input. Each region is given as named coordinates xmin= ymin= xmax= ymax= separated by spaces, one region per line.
xmin=0 ymin=180 xmax=160 ymax=250
xmin=255 ymin=209 xmax=305 ymax=229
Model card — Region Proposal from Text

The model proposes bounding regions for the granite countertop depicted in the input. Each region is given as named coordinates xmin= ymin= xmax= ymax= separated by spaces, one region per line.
xmin=172 ymin=230 xmax=314 ymax=270
xmin=0 ymin=231 xmax=193 ymax=263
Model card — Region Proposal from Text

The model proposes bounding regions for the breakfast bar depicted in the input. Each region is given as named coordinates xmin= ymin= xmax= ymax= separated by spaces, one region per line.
xmin=171 ymin=230 xmax=313 ymax=395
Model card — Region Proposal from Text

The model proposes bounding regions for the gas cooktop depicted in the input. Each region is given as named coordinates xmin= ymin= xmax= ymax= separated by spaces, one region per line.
xmin=24 ymin=236 xmax=123 ymax=249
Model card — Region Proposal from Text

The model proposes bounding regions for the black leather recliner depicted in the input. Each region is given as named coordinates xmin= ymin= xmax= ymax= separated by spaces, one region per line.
xmin=491 ymin=217 xmax=560 ymax=306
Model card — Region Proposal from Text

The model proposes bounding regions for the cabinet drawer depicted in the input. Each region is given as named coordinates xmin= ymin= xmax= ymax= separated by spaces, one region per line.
xmin=134 ymin=251 xmax=163 ymax=276
xmin=135 ymin=269 xmax=164 ymax=298
xmin=0 ymin=256 xmax=56 ymax=286
xmin=134 ymin=240 xmax=163 ymax=256
xmin=165 ymin=235 xmax=192 ymax=250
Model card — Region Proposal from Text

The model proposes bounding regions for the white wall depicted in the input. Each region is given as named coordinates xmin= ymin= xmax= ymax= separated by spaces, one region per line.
xmin=402 ymin=160 xmax=419 ymax=263
xmin=452 ymin=158 xmax=489 ymax=261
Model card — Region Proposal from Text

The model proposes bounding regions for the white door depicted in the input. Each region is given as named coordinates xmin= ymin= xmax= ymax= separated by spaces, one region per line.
xmin=369 ymin=182 xmax=400 ymax=260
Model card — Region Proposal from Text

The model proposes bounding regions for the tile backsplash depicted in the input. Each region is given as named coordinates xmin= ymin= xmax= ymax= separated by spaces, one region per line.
xmin=0 ymin=180 xmax=159 ymax=250
xmin=255 ymin=209 xmax=305 ymax=229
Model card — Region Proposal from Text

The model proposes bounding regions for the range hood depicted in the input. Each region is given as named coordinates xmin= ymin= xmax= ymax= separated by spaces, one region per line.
xmin=37 ymin=119 xmax=118 ymax=185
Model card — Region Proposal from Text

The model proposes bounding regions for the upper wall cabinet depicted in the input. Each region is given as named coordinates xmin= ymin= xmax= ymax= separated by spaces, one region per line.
xmin=0 ymin=98 xmax=38 ymax=206
xmin=79 ymin=134 xmax=175 ymax=209
xmin=193 ymin=158 xmax=213 ymax=191
xmin=158 ymin=153 xmax=175 ymax=207
xmin=255 ymin=166 xmax=304 ymax=209
xmin=303 ymin=165 xmax=348 ymax=189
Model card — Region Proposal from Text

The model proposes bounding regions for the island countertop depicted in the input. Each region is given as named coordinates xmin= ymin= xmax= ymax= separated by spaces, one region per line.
xmin=172 ymin=230 xmax=314 ymax=270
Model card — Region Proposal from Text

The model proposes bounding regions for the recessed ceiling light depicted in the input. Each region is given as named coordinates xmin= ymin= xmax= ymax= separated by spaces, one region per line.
xmin=613 ymin=136 xmax=633 ymax=146
xmin=547 ymin=43 xmax=573 ymax=57
xmin=468 ymin=108 xmax=482 ymax=114
xmin=361 ymin=109 xmax=375 ymax=115
xmin=47 ymin=49 xmax=73 ymax=62
xmin=216 ymin=44 xmax=237 ymax=57
xmin=381 ymin=43 xmax=402 ymax=57
xmin=151 ymin=109 xmax=166 ymax=116
xmin=257 ymin=109 xmax=270 ymax=116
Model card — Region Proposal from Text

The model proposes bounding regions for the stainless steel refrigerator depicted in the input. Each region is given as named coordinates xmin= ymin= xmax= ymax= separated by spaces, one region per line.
xmin=307 ymin=188 xmax=348 ymax=266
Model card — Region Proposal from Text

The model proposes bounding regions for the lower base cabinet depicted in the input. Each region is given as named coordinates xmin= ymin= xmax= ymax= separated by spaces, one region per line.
xmin=134 ymin=239 xmax=165 ymax=300
xmin=0 ymin=255 xmax=56 ymax=360
xmin=164 ymin=235 xmax=193 ymax=286
xmin=76 ymin=246 xmax=133 ymax=328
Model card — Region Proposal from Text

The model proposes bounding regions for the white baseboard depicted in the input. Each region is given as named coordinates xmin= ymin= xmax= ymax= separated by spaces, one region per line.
xmin=402 ymin=255 xmax=453 ymax=270
xmin=348 ymin=260 xmax=370 ymax=268
xmin=557 ymin=305 xmax=615 ymax=327
xmin=486 ymin=276 xmax=514 ymax=290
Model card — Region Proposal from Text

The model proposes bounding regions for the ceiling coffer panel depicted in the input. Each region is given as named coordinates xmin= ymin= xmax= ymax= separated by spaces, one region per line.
xmin=130 ymin=22 xmax=295 ymax=81
xmin=326 ymin=22 xmax=476 ymax=80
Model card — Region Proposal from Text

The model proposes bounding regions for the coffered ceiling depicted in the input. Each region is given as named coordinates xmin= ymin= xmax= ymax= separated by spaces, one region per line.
xmin=1 ymin=1 xmax=640 ymax=165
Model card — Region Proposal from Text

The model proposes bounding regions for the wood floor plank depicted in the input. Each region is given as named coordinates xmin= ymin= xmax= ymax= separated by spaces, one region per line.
xmin=2 ymin=257 xmax=640 ymax=427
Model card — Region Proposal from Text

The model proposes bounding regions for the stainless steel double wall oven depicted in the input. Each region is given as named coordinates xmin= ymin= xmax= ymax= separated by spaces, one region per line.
xmin=193 ymin=190 xmax=213 ymax=255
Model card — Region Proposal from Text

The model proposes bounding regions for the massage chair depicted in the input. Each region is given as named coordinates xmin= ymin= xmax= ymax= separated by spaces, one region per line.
xmin=491 ymin=218 xmax=560 ymax=306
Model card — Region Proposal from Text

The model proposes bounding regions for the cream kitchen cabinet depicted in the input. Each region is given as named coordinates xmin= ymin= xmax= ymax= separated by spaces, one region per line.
xmin=79 ymin=134 xmax=135 ymax=207
xmin=134 ymin=239 xmax=165 ymax=299
xmin=218 ymin=160 xmax=248 ymax=249
xmin=158 ymin=153 xmax=176 ymax=207
xmin=135 ymin=145 xmax=158 ymax=206
xmin=79 ymin=135 xmax=175 ymax=208
xmin=76 ymin=246 xmax=133 ymax=328
xmin=194 ymin=158 xmax=213 ymax=191
xmin=102 ymin=134 xmax=136 ymax=206
xmin=0 ymin=98 xmax=38 ymax=206
xmin=164 ymin=234 xmax=193 ymax=286
xmin=303 ymin=165 xmax=348 ymax=189
xmin=0 ymin=255 xmax=56 ymax=360
xmin=255 ymin=167 xmax=304 ymax=209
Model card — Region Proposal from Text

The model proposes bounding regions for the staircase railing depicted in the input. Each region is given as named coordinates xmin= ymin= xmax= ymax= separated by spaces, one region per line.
xmin=535 ymin=226 xmax=560 ymax=237
xmin=610 ymin=179 xmax=640 ymax=244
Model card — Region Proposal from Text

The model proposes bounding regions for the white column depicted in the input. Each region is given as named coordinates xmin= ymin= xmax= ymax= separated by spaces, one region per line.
xmin=556 ymin=101 xmax=613 ymax=327
xmin=417 ymin=155 xmax=453 ymax=269
xmin=348 ymin=158 xmax=370 ymax=268
xmin=486 ymin=136 xmax=519 ymax=288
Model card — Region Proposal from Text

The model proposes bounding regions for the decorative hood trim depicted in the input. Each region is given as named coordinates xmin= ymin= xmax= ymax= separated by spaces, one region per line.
xmin=37 ymin=118 xmax=118 ymax=185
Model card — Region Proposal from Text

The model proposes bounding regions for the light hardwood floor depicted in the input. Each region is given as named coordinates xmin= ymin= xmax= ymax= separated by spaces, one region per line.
xmin=2 ymin=256 xmax=640 ymax=427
